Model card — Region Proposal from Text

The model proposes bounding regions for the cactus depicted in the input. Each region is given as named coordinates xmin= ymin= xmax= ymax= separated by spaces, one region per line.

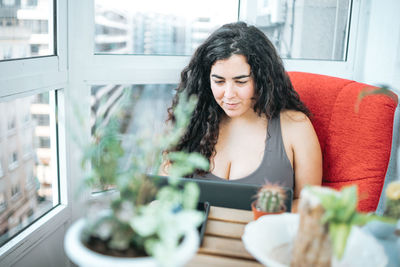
xmin=383 ymin=181 xmax=400 ymax=219
xmin=255 ymin=184 xmax=286 ymax=213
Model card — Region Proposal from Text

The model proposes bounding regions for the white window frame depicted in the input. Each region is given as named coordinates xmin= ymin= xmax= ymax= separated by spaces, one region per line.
xmin=0 ymin=192 xmax=6 ymax=213
xmin=66 ymin=1 xmax=196 ymax=224
xmin=8 ymin=151 xmax=18 ymax=171
xmin=69 ymin=0 xmax=367 ymax=212
xmin=66 ymin=0 xmax=246 ymax=223
xmin=0 ymin=0 xmax=70 ymax=265
xmin=240 ymin=0 xmax=366 ymax=80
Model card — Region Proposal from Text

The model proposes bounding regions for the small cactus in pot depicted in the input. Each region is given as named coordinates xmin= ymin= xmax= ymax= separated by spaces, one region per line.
xmin=251 ymin=184 xmax=287 ymax=220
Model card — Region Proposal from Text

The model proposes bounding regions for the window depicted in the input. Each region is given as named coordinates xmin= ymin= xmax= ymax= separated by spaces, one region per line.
xmin=92 ymin=84 xmax=173 ymax=131
xmin=7 ymin=118 xmax=16 ymax=131
xmin=0 ymin=0 xmax=54 ymax=61
xmin=238 ymin=0 xmax=359 ymax=79
xmin=241 ymin=0 xmax=352 ymax=61
xmin=34 ymin=92 xmax=50 ymax=104
xmin=7 ymin=107 xmax=16 ymax=132
xmin=94 ymin=0 xmax=239 ymax=55
xmin=10 ymin=183 xmax=20 ymax=199
xmin=0 ymin=0 xmax=66 ymax=256
xmin=0 ymin=192 xmax=6 ymax=213
xmin=91 ymin=84 xmax=174 ymax=179
xmin=0 ymin=91 xmax=60 ymax=247
xmin=21 ymin=0 xmax=38 ymax=8
xmin=8 ymin=151 xmax=18 ymax=171
xmin=38 ymin=136 xmax=50 ymax=148
xmin=3 ymin=0 xmax=16 ymax=6
xmin=32 ymin=114 xmax=50 ymax=126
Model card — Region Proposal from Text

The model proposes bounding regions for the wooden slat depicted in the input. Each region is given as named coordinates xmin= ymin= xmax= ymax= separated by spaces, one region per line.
xmin=208 ymin=206 xmax=254 ymax=223
xmin=187 ymin=254 xmax=263 ymax=267
xmin=205 ymin=220 xmax=246 ymax=239
xmin=198 ymin=236 xmax=254 ymax=260
xmin=189 ymin=206 xmax=260 ymax=266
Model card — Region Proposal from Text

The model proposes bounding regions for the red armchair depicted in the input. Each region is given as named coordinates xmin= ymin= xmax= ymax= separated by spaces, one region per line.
xmin=289 ymin=71 xmax=398 ymax=212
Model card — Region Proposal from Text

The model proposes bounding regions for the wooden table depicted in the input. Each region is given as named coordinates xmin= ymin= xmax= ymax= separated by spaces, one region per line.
xmin=187 ymin=206 xmax=263 ymax=267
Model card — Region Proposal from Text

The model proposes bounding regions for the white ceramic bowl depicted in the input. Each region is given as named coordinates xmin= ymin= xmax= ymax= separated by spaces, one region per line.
xmin=64 ymin=219 xmax=199 ymax=267
xmin=242 ymin=213 xmax=388 ymax=267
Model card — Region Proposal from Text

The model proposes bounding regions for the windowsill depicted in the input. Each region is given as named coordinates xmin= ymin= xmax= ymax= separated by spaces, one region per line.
xmin=0 ymin=205 xmax=70 ymax=263
xmin=22 ymin=121 xmax=31 ymax=128
xmin=6 ymin=129 xmax=16 ymax=137
xmin=0 ymin=204 xmax=6 ymax=214
xmin=22 ymin=152 xmax=32 ymax=161
xmin=10 ymin=192 xmax=21 ymax=202
xmin=24 ymin=182 xmax=36 ymax=192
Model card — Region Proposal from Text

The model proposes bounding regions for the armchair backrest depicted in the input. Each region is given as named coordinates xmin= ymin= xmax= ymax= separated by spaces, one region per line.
xmin=288 ymin=71 xmax=398 ymax=212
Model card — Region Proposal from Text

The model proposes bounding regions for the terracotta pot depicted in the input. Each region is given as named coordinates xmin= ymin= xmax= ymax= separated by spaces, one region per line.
xmin=251 ymin=201 xmax=285 ymax=220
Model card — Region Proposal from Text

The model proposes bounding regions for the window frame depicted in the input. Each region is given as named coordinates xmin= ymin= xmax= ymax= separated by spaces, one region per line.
xmin=240 ymin=0 xmax=363 ymax=80
xmin=74 ymin=0 xmax=366 ymax=204
xmin=0 ymin=0 xmax=69 ymax=263
xmin=85 ymin=0 xmax=365 ymax=85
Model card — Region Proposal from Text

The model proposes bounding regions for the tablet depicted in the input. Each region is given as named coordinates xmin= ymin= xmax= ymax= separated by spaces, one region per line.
xmin=151 ymin=175 xmax=293 ymax=212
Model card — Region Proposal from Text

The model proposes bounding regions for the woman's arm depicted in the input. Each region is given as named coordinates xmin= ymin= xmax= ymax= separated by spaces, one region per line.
xmin=281 ymin=111 xmax=323 ymax=212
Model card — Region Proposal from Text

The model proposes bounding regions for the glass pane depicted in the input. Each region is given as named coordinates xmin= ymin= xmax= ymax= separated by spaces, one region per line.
xmin=0 ymin=91 xmax=59 ymax=247
xmin=94 ymin=0 xmax=238 ymax=55
xmin=90 ymin=84 xmax=174 ymax=189
xmin=248 ymin=0 xmax=351 ymax=61
xmin=0 ymin=0 xmax=55 ymax=61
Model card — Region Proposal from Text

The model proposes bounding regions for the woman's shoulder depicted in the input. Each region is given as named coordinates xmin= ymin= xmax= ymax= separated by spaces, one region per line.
xmin=280 ymin=110 xmax=316 ymax=142
xmin=280 ymin=109 xmax=309 ymax=125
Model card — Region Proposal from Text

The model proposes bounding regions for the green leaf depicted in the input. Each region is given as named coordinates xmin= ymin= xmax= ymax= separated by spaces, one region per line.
xmin=182 ymin=182 xmax=200 ymax=209
xmin=306 ymin=185 xmax=397 ymax=260
xmin=336 ymin=187 xmax=357 ymax=222
xmin=355 ymin=85 xmax=398 ymax=112
xmin=352 ymin=212 xmax=397 ymax=225
xmin=329 ymin=223 xmax=351 ymax=260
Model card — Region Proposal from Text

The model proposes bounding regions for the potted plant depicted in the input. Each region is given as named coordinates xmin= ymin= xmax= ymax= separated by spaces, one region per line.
xmin=251 ymin=184 xmax=287 ymax=220
xmin=383 ymin=181 xmax=400 ymax=220
xmin=64 ymin=92 xmax=209 ymax=267
xmin=291 ymin=185 xmax=396 ymax=266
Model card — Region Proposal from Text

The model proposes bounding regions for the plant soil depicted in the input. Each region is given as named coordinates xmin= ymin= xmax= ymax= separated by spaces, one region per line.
xmin=84 ymin=236 xmax=148 ymax=258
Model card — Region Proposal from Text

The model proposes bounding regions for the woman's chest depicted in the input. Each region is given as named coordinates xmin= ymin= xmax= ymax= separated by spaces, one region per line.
xmin=212 ymin=127 xmax=267 ymax=180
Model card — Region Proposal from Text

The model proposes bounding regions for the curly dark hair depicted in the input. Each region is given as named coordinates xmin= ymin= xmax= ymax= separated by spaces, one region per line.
xmin=167 ymin=21 xmax=309 ymax=175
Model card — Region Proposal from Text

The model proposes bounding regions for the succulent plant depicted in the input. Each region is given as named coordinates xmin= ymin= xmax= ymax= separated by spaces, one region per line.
xmin=79 ymin=91 xmax=209 ymax=265
xmin=383 ymin=181 xmax=400 ymax=219
xmin=255 ymin=184 xmax=286 ymax=213
xmin=306 ymin=185 xmax=396 ymax=260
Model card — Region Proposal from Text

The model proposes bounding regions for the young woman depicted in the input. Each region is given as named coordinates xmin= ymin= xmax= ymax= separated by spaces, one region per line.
xmin=162 ymin=22 xmax=322 ymax=211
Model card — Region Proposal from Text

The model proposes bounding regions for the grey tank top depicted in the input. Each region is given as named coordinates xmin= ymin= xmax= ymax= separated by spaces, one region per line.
xmin=193 ymin=115 xmax=294 ymax=189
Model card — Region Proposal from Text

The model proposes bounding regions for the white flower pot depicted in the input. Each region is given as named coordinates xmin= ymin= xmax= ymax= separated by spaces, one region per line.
xmin=64 ymin=219 xmax=199 ymax=267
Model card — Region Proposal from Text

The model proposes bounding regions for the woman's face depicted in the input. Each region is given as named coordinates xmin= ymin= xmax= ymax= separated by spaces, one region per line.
xmin=210 ymin=54 xmax=255 ymax=118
